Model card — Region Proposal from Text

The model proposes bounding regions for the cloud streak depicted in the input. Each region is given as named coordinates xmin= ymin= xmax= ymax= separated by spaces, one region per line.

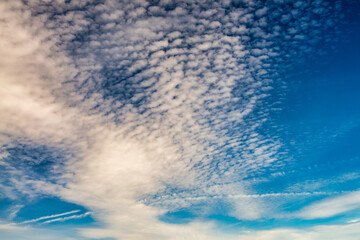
xmin=20 ymin=210 xmax=81 ymax=224
xmin=238 ymin=222 xmax=360 ymax=240
xmin=297 ymin=191 xmax=360 ymax=219
xmin=42 ymin=212 xmax=91 ymax=224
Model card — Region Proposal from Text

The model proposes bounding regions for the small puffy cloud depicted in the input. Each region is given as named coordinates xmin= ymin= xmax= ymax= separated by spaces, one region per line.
xmin=255 ymin=7 xmax=268 ymax=17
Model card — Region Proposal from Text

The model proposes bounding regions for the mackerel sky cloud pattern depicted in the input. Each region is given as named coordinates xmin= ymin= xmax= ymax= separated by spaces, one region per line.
xmin=0 ymin=0 xmax=360 ymax=239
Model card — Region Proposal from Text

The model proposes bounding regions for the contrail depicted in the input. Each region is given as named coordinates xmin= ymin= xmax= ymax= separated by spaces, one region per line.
xmin=20 ymin=210 xmax=81 ymax=224
xmin=42 ymin=212 xmax=91 ymax=224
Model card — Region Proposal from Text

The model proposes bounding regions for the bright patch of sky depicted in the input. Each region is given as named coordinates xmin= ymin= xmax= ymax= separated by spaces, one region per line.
xmin=0 ymin=0 xmax=359 ymax=239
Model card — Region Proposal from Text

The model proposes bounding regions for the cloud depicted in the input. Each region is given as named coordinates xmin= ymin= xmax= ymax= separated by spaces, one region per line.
xmin=42 ymin=212 xmax=91 ymax=224
xmin=297 ymin=191 xmax=360 ymax=219
xmin=347 ymin=218 xmax=360 ymax=223
xmin=8 ymin=205 xmax=23 ymax=221
xmin=0 ymin=222 xmax=26 ymax=231
xmin=0 ymin=221 xmax=77 ymax=240
xmin=21 ymin=210 xmax=81 ymax=224
xmin=0 ymin=0 xmax=345 ymax=239
xmin=238 ymin=222 xmax=360 ymax=240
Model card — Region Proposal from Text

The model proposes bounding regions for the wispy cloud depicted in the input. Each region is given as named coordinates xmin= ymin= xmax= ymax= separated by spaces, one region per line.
xmin=0 ymin=221 xmax=78 ymax=240
xmin=347 ymin=218 xmax=360 ymax=224
xmin=42 ymin=212 xmax=91 ymax=224
xmin=0 ymin=222 xmax=26 ymax=231
xmin=8 ymin=205 xmax=23 ymax=221
xmin=238 ymin=222 xmax=360 ymax=240
xmin=297 ymin=191 xmax=360 ymax=219
xmin=20 ymin=210 xmax=81 ymax=224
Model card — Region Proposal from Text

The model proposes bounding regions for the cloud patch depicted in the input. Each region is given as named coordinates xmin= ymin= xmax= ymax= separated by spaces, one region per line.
xmin=0 ymin=0 xmax=346 ymax=239
xmin=297 ymin=191 xmax=360 ymax=219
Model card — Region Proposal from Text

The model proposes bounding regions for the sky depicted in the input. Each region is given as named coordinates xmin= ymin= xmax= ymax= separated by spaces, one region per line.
xmin=0 ymin=0 xmax=359 ymax=239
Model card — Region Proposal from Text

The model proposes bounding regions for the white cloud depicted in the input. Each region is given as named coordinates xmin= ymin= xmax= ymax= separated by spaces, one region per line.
xmin=238 ymin=222 xmax=360 ymax=240
xmin=8 ymin=205 xmax=23 ymax=221
xmin=42 ymin=212 xmax=91 ymax=224
xmin=0 ymin=0 xmax=346 ymax=239
xmin=297 ymin=191 xmax=360 ymax=219
xmin=0 ymin=221 xmax=76 ymax=240
xmin=0 ymin=222 xmax=25 ymax=231
xmin=347 ymin=218 xmax=360 ymax=223
xmin=21 ymin=210 xmax=81 ymax=224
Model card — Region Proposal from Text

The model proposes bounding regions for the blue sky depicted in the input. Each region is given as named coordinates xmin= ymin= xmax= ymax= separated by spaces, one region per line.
xmin=0 ymin=0 xmax=359 ymax=239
